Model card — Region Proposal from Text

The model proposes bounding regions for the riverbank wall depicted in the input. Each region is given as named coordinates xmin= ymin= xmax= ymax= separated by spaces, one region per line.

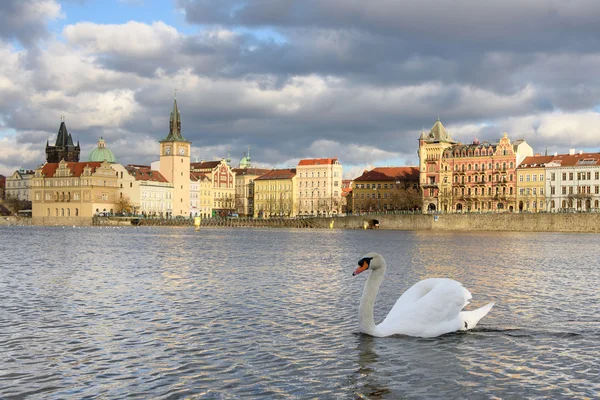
xmin=328 ymin=213 xmax=600 ymax=233
xmin=6 ymin=213 xmax=600 ymax=233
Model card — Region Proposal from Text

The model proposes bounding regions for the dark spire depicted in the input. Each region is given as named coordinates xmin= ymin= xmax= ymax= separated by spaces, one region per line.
xmin=162 ymin=93 xmax=186 ymax=142
xmin=55 ymin=121 xmax=69 ymax=147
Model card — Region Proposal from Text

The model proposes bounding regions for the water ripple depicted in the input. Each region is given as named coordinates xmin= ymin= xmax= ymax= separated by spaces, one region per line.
xmin=0 ymin=227 xmax=598 ymax=399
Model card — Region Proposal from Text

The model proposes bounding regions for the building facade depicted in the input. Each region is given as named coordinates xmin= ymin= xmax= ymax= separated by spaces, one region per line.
xmin=190 ymin=159 xmax=235 ymax=217
xmin=296 ymin=158 xmax=343 ymax=216
xmin=31 ymin=160 xmax=119 ymax=219
xmin=232 ymin=168 xmax=271 ymax=217
xmin=543 ymin=151 xmax=600 ymax=212
xmin=352 ymin=167 xmax=420 ymax=213
xmin=5 ymin=168 xmax=35 ymax=201
xmin=516 ymin=156 xmax=552 ymax=212
xmin=418 ymin=120 xmax=533 ymax=213
xmin=159 ymin=98 xmax=191 ymax=216
xmin=254 ymin=169 xmax=297 ymax=218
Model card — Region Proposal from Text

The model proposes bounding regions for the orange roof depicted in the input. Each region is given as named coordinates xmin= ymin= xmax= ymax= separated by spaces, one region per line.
xmin=190 ymin=171 xmax=211 ymax=181
xmin=298 ymin=158 xmax=338 ymax=166
xmin=547 ymin=152 xmax=600 ymax=167
xmin=41 ymin=162 xmax=103 ymax=177
xmin=372 ymin=167 xmax=419 ymax=180
xmin=231 ymin=168 xmax=272 ymax=176
xmin=255 ymin=168 xmax=296 ymax=180
xmin=124 ymin=166 xmax=169 ymax=182
xmin=518 ymin=155 xmax=554 ymax=168
xmin=354 ymin=166 xmax=419 ymax=182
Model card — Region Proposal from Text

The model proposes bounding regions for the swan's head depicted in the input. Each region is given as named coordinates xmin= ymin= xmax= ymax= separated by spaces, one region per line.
xmin=353 ymin=252 xmax=384 ymax=276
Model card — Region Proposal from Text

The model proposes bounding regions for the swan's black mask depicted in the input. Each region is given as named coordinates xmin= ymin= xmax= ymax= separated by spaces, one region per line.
xmin=353 ymin=257 xmax=373 ymax=276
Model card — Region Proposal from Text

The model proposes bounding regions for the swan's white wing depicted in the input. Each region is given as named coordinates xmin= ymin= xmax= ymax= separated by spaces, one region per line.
xmin=376 ymin=278 xmax=471 ymax=337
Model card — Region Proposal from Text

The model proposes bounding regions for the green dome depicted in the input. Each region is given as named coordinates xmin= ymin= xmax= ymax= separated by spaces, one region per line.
xmin=239 ymin=155 xmax=251 ymax=168
xmin=88 ymin=137 xmax=116 ymax=163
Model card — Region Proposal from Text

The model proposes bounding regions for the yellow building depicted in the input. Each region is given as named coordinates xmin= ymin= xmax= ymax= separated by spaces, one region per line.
xmin=253 ymin=169 xmax=297 ymax=218
xmin=159 ymin=97 xmax=191 ymax=216
xmin=352 ymin=167 xmax=420 ymax=213
xmin=417 ymin=120 xmax=456 ymax=212
xmin=516 ymin=156 xmax=552 ymax=212
xmin=190 ymin=172 xmax=213 ymax=217
xmin=232 ymin=167 xmax=271 ymax=217
xmin=31 ymin=160 xmax=119 ymax=222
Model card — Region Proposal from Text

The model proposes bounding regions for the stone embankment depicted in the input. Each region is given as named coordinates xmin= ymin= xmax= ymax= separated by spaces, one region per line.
xmin=14 ymin=213 xmax=600 ymax=233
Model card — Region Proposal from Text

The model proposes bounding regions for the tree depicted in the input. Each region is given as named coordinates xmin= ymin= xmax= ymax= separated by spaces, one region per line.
xmin=2 ymin=194 xmax=30 ymax=214
xmin=115 ymin=195 xmax=133 ymax=214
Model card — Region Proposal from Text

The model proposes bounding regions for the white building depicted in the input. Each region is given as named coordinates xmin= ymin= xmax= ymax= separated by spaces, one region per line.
xmin=5 ymin=168 xmax=35 ymax=201
xmin=296 ymin=158 xmax=343 ymax=216
xmin=544 ymin=151 xmax=600 ymax=212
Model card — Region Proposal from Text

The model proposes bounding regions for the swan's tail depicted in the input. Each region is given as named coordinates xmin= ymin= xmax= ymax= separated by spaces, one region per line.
xmin=461 ymin=302 xmax=495 ymax=330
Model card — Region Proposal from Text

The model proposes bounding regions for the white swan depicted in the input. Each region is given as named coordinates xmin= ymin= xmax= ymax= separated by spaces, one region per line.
xmin=353 ymin=252 xmax=495 ymax=338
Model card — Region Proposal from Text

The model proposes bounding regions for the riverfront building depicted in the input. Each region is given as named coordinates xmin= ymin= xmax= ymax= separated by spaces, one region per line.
xmin=418 ymin=120 xmax=533 ymax=213
xmin=351 ymin=167 xmax=420 ymax=213
xmin=31 ymin=160 xmax=119 ymax=218
xmin=159 ymin=98 xmax=191 ymax=217
xmin=5 ymin=168 xmax=35 ymax=201
xmin=190 ymin=160 xmax=235 ymax=217
xmin=254 ymin=168 xmax=297 ymax=218
xmin=543 ymin=151 xmax=600 ymax=212
xmin=296 ymin=158 xmax=343 ymax=216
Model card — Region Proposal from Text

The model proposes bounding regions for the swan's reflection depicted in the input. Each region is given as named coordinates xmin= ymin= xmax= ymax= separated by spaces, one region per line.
xmin=354 ymin=335 xmax=390 ymax=399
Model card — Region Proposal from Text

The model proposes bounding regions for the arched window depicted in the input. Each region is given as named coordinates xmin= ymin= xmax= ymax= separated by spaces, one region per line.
xmin=76 ymin=208 xmax=79 ymax=216
xmin=67 ymin=209 xmax=71 ymax=217
xmin=47 ymin=208 xmax=50 ymax=216
xmin=468 ymin=164 xmax=472 ymax=170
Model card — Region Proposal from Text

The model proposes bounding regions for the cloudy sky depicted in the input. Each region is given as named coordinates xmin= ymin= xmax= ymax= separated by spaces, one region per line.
xmin=1 ymin=0 xmax=600 ymax=178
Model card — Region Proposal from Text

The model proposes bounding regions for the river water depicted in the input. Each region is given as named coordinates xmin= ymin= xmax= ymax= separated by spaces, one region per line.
xmin=0 ymin=226 xmax=598 ymax=399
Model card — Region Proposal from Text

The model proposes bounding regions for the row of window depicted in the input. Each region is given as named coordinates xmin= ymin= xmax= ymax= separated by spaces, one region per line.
xmin=453 ymin=161 xmax=514 ymax=171
xmin=549 ymin=171 xmax=600 ymax=181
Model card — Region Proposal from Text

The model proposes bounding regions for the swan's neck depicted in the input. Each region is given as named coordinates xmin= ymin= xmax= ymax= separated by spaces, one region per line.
xmin=358 ymin=266 xmax=385 ymax=336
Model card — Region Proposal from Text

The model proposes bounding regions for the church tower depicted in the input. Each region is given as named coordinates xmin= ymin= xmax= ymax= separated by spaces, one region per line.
xmin=46 ymin=116 xmax=80 ymax=163
xmin=159 ymin=95 xmax=191 ymax=216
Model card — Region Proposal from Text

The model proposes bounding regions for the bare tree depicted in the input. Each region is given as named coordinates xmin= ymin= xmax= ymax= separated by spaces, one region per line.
xmin=115 ymin=195 xmax=133 ymax=214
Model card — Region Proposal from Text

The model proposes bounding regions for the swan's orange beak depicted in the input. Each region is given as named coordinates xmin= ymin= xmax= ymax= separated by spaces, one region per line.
xmin=353 ymin=260 xmax=369 ymax=276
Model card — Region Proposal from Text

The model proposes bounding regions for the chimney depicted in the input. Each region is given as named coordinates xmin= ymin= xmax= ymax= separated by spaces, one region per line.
xmin=554 ymin=152 xmax=558 ymax=156
xmin=579 ymin=150 xmax=583 ymax=155
xmin=569 ymin=149 xmax=575 ymax=155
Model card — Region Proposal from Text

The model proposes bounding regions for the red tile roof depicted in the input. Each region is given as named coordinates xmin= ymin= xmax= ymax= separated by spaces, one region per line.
xmin=518 ymin=156 xmax=554 ymax=168
xmin=231 ymin=168 xmax=272 ymax=176
xmin=41 ymin=162 xmax=103 ymax=177
xmin=354 ymin=166 xmax=419 ymax=182
xmin=547 ymin=152 xmax=600 ymax=167
xmin=255 ymin=168 xmax=296 ymax=180
xmin=190 ymin=171 xmax=211 ymax=181
xmin=190 ymin=161 xmax=222 ymax=170
xmin=372 ymin=167 xmax=419 ymax=181
xmin=124 ymin=166 xmax=169 ymax=182
xmin=298 ymin=158 xmax=338 ymax=166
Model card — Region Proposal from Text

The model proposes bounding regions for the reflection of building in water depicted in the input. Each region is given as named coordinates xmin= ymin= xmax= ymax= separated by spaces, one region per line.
xmin=410 ymin=231 xmax=538 ymax=309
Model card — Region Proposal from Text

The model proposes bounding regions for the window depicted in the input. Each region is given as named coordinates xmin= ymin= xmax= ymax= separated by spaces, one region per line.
xmin=569 ymin=172 xmax=573 ymax=180
xmin=519 ymin=175 xmax=524 ymax=182
xmin=526 ymin=174 xmax=530 ymax=182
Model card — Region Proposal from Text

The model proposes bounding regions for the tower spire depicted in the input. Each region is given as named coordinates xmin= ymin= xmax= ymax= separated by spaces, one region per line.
xmin=164 ymin=92 xmax=185 ymax=141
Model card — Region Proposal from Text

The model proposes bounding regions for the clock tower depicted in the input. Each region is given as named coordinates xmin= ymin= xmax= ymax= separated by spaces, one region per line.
xmin=160 ymin=96 xmax=191 ymax=216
